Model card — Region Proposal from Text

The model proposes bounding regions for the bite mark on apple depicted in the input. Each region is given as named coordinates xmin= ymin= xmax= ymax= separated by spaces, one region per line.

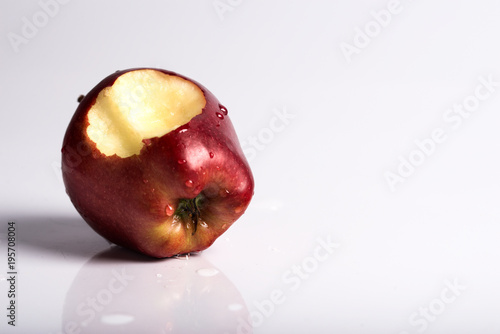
xmin=86 ymin=69 xmax=206 ymax=158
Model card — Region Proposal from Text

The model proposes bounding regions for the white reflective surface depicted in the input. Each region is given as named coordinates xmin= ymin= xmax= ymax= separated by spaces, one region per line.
xmin=2 ymin=1 xmax=500 ymax=333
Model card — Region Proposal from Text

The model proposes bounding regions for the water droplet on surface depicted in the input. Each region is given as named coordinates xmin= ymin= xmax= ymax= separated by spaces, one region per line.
xmin=100 ymin=314 xmax=135 ymax=325
xmin=165 ymin=204 xmax=174 ymax=216
xmin=209 ymin=152 xmax=214 ymax=159
xmin=185 ymin=180 xmax=194 ymax=187
xmin=177 ymin=159 xmax=187 ymax=165
xmin=196 ymin=268 xmax=219 ymax=277
xmin=175 ymin=253 xmax=190 ymax=260
xmin=216 ymin=112 xmax=224 ymax=120
xmin=228 ymin=303 xmax=243 ymax=311
xmin=199 ymin=221 xmax=208 ymax=228
xmin=178 ymin=128 xmax=188 ymax=134
xmin=219 ymin=104 xmax=228 ymax=115
xmin=142 ymin=179 xmax=149 ymax=184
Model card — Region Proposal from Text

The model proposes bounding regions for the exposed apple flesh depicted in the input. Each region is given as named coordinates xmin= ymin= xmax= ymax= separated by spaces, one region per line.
xmin=61 ymin=68 xmax=254 ymax=258
xmin=86 ymin=70 xmax=205 ymax=158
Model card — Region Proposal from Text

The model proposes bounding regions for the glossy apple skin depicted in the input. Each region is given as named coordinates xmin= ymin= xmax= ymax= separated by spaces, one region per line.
xmin=61 ymin=68 xmax=254 ymax=258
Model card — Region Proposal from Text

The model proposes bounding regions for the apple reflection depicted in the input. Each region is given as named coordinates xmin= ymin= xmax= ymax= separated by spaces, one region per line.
xmin=62 ymin=247 xmax=251 ymax=334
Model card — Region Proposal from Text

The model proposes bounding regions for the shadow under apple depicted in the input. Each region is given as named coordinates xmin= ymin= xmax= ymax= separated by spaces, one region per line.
xmin=0 ymin=214 xmax=110 ymax=259
xmin=62 ymin=246 xmax=252 ymax=334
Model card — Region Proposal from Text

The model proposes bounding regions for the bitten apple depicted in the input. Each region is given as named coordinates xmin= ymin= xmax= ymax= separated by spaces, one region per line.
xmin=61 ymin=68 xmax=254 ymax=258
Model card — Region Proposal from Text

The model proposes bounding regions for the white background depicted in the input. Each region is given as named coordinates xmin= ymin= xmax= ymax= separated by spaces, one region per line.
xmin=1 ymin=0 xmax=500 ymax=333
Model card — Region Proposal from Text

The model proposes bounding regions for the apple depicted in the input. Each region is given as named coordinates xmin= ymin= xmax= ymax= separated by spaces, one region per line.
xmin=61 ymin=68 xmax=254 ymax=258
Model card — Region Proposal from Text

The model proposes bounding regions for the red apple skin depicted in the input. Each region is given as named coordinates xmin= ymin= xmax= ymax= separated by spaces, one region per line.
xmin=61 ymin=68 xmax=254 ymax=258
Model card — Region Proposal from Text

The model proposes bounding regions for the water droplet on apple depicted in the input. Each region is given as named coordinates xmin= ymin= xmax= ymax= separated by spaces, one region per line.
xmin=177 ymin=159 xmax=187 ymax=165
xmin=178 ymin=128 xmax=188 ymax=134
xmin=196 ymin=268 xmax=219 ymax=277
xmin=165 ymin=204 xmax=174 ymax=216
xmin=219 ymin=104 xmax=228 ymax=115
xmin=199 ymin=221 xmax=208 ymax=228
xmin=209 ymin=152 xmax=214 ymax=159
xmin=142 ymin=179 xmax=149 ymax=184
xmin=216 ymin=112 xmax=224 ymax=120
xmin=185 ymin=180 xmax=194 ymax=187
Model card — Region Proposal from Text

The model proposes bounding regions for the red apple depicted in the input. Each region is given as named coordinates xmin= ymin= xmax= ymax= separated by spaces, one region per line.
xmin=61 ymin=68 xmax=254 ymax=258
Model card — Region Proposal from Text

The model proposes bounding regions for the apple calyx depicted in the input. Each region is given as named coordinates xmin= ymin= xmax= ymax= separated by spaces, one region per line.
xmin=175 ymin=194 xmax=205 ymax=235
